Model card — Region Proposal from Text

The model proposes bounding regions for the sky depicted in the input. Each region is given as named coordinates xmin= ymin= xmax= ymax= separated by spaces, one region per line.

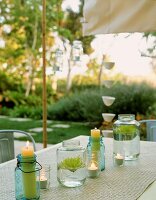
xmin=91 ymin=33 xmax=153 ymax=76
xmin=61 ymin=0 xmax=153 ymax=77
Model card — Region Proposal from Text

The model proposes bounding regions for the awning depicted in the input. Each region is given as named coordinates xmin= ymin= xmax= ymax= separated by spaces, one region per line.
xmin=83 ymin=0 xmax=156 ymax=35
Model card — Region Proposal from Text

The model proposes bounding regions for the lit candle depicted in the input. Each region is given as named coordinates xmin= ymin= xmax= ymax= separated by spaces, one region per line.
xmin=21 ymin=141 xmax=34 ymax=157
xmin=21 ymin=141 xmax=37 ymax=199
xmin=91 ymin=128 xmax=100 ymax=138
xmin=40 ymin=168 xmax=48 ymax=189
xmin=114 ymin=153 xmax=124 ymax=166
xmin=88 ymin=161 xmax=99 ymax=178
xmin=91 ymin=128 xmax=100 ymax=152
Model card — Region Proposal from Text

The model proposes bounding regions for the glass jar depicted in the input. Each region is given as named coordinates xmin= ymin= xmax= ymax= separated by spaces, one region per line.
xmin=54 ymin=48 xmax=63 ymax=72
xmin=15 ymin=154 xmax=41 ymax=200
xmin=86 ymin=150 xmax=101 ymax=178
xmin=113 ymin=114 xmax=140 ymax=160
xmin=87 ymin=136 xmax=105 ymax=171
xmin=72 ymin=40 xmax=83 ymax=62
xmin=57 ymin=140 xmax=86 ymax=187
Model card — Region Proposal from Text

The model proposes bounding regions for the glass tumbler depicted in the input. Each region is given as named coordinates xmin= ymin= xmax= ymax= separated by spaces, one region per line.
xmin=57 ymin=140 xmax=86 ymax=187
xmin=39 ymin=164 xmax=51 ymax=190
xmin=86 ymin=151 xmax=100 ymax=178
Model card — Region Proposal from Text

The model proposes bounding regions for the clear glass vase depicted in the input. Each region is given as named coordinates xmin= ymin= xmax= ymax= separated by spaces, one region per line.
xmin=113 ymin=114 xmax=140 ymax=160
xmin=57 ymin=140 xmax=86 ymax=187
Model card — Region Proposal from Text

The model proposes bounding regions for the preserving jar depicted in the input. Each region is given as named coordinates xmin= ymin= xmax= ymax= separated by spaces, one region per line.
xmin=113 ymin=114 xmax=140 ymax=160
xmin=57 ymin=140 xmax=86 ymax=187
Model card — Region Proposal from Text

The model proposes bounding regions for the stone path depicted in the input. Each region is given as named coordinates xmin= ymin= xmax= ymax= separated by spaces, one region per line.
xmin=28 ymin=127 xmax=53 ymax=132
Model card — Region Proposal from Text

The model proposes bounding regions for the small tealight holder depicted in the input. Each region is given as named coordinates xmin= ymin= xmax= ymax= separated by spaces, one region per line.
xmin=39 ymin=164 xmax=51 ymax=190
xmin=87 ymin=152 xmax=100 ymax=178
xmin=114 ymin=153 xmax=124 ymax=167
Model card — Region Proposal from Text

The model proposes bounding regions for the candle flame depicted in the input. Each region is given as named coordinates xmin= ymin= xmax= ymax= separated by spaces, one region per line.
xmin=88 ymin=161 xmax=98 ymax=170
xmin=91 ymin=162 xmax=96 ymax=168
xmin=90 ymin=161 xmax=98 ymax=168
xmin=116 ymin=153 xmax=123 ymax=159
xmin=26 ymin=141 xmax=29 ymax=148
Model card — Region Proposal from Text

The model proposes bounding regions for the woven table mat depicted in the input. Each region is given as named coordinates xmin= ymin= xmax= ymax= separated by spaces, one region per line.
xmin=1 ymin=136 xmax=156 ymax=200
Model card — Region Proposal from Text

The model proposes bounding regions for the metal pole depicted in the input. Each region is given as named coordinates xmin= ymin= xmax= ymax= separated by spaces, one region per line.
xmin=42 ymin=0 xmax=47 ymax=148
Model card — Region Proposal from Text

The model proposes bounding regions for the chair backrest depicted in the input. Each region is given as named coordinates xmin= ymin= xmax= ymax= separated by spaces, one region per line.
xmin=0 ymin=132 xmax=14 ymax=163
xmin=150 ymin=125 xmax=156 ymax=141
xmin=139 ymin=120 xmax=156 ymax=141
xmin=0 ymin=130 xmax=36 ymax=164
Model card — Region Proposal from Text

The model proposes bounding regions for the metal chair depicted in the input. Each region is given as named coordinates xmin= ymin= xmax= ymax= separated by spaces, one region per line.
xmin=139 ymin=120 xmax=156 ymax=141
xmin=0 ymin=130 xmax=36 ymax=164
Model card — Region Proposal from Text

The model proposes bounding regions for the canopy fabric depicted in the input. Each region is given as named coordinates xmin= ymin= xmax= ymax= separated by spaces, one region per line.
xmin=83 ymin=0 xmax=156 ymax=36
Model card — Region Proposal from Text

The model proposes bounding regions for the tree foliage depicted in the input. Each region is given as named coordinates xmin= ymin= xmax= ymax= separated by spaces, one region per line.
xmin=0 ymin=0 xmax=94 ymax=95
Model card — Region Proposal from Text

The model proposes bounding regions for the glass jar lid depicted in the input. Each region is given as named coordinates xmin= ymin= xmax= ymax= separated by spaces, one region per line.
xmin=62 ymin=139 xmax=80 ymax=147
xmin=118 ymin=114 xmax=135 ymax=121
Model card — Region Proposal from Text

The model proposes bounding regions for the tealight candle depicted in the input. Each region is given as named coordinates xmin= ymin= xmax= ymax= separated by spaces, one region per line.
xmin=40 ymin=168 xmax=48 ymax=189
xmin=88 ymin=161 xmax=99 ymax=178
xmin=114 ymin=153 xmax=124 ymax=166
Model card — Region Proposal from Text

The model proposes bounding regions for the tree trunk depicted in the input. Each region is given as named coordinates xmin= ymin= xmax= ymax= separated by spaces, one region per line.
xmin=25 ymin=14 xmax=38 ymax=97
xmin=25 ymin=55 xmax=34 ymax=97
xmin=51 ymin=75 xmax=58 ymax=94
xmin=98 ymin=55 xmax=105 ymax=87
xmin=66 ymin=59 xmax=72 ymax=93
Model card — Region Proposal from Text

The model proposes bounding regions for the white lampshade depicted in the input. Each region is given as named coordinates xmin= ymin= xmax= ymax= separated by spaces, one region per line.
xmin=102 ymin=96 xmax=115 ymax=106
xmin=102 ymin=130 xmax=113 ymax=138
xmin=103 ymin=62 xmax=115 ymax=70
xmin=103 ymin=80 xmax=114 ymax=88
xmin=102 ymin=113 xmax=115 ymax=122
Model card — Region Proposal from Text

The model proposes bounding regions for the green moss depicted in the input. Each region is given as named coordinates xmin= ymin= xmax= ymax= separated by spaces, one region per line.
xmin=58 ymin=156 xmax=85 ymax=172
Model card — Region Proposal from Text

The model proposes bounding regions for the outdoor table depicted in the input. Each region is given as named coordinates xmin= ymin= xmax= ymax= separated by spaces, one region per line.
xmin=0 ymin=136 xmax=156 ymax=200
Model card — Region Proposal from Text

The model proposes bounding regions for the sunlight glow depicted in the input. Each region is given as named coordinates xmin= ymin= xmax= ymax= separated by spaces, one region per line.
xmin=62 ymin=0 xmax=81 ymax=13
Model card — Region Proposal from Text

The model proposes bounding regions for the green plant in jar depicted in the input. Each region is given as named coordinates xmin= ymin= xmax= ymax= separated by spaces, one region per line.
xmin=114 ymin=125 xmax=139 ymax=140
xmin=58 ymin=156 xmax=85 ymax=172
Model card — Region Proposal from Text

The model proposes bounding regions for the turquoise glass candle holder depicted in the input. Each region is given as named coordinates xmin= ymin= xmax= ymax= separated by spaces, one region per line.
xmin=15 ymin=154 xmax=42 ymax=200
xmin=87 ymin=136 xmax=105 ymax=171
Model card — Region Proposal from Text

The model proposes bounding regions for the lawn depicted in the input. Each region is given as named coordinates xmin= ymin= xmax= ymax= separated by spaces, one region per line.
xmin=0 ymin=116 xmax=92 ymax=144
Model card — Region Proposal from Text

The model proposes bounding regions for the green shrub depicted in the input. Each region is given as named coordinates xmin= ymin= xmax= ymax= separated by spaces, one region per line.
xmin=0 ymin=106 xmax=11 ymax=116
xmin=0 ymin=70 xmax=23 ymax=92
xmin=48 ymin=88 xmax=104 ymax=122
xmin=147 ymin=103 xmax=156 ymax=118
xmin=48 ymin=82 xmax=156 ymax=122
xmin=3 ymin=91 xmax=42 ymax=106
xmin=10 ymin=105 xmax=42 ymax=119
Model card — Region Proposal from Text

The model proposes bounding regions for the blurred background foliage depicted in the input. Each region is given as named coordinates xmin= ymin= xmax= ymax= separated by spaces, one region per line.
xmin=0 ymin=0 xmax=156 ymax=129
